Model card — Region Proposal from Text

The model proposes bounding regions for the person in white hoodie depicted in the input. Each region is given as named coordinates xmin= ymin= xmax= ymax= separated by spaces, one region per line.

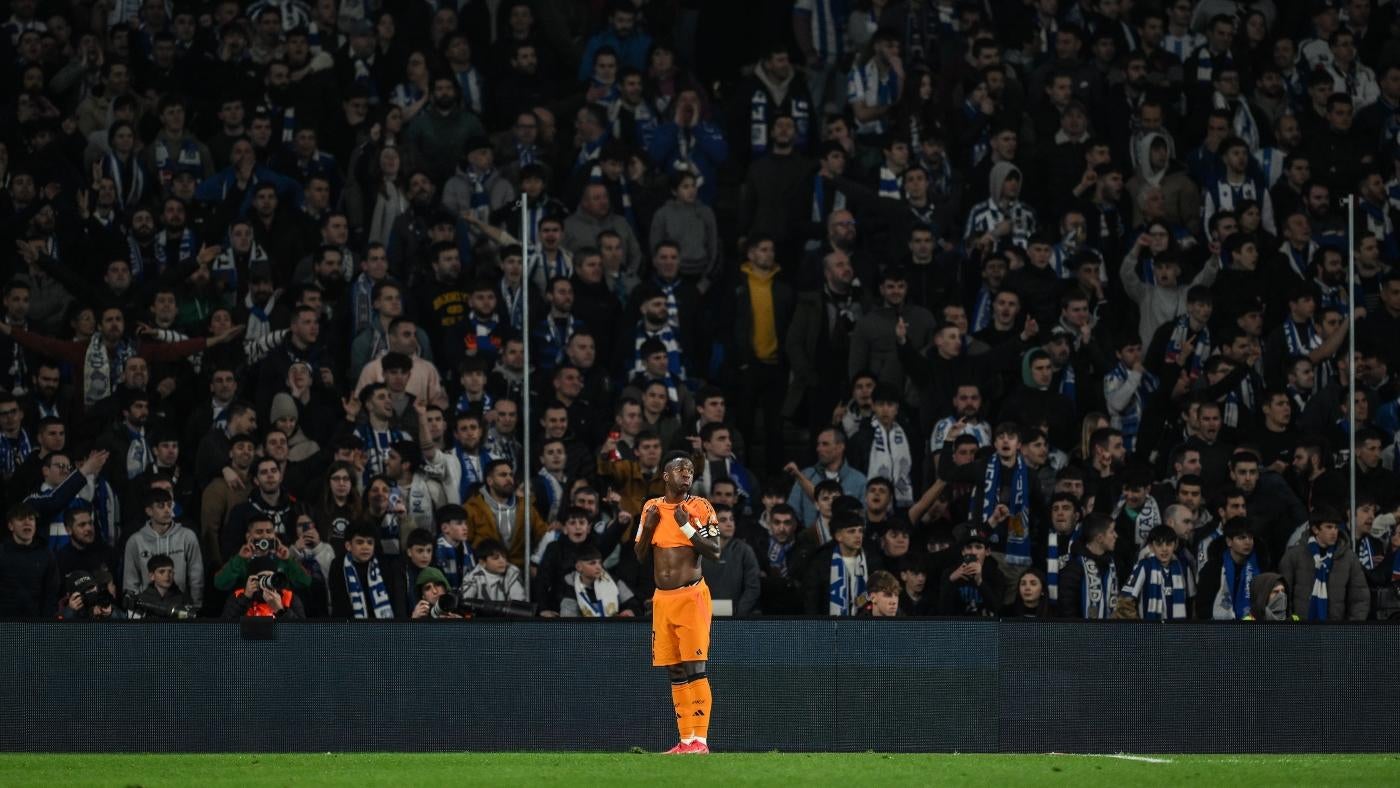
xmin=122 ymin=486 xmax=204 ymax=608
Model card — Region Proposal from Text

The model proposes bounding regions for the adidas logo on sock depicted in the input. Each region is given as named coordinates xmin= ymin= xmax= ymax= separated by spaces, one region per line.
xmin=692 ymin=710 xmax=705 ymax=717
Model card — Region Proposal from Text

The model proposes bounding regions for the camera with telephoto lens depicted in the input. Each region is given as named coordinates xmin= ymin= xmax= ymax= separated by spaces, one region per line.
xmin=458 ymin=598 xmax=538 ymax=618
xmin=256 ymin=572 xmax=289 ymax=595
xmin=64 ymin=570 xmax=107 ymax=609
xmin=250 ymin=537 xmax=275 ymax=555
xmin=121 ymin=590 xmax=199 ymax=620
xmin=430 ymin=592 xmax=460 ymax=618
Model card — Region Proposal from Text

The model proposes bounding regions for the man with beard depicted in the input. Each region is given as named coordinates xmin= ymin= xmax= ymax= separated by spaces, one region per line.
xmin=194 ymin=138 xmax=303 ymax=232
xmin=405 ymin=76 xmax=487 ymax=184
xmin=387 ymin=174 xmax=446 ymax=279
xmin=464 ymin=460 xmax=547 ymax=569
xmin=738 ymin=114 xmax=813 ymax=267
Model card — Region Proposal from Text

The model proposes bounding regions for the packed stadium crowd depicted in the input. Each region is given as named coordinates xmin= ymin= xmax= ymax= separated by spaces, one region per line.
xmin=1 ymin=0 xmax=1400 ymax=624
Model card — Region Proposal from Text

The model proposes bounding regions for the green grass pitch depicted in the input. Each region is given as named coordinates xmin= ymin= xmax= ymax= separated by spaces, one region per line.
xmin=3 ymin=753 xmax=1400 ymax=786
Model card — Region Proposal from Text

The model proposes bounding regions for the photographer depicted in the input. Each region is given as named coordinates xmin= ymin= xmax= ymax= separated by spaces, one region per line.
xmin=410 ymin=567 xmax=462 ymax=619
xmin=59 ymin=569 xmax=126 ymax=621
xmin=222 ymin=556 xmax=304 ymax=619
xmin=213 ymin=516 xmax=312 ymax=594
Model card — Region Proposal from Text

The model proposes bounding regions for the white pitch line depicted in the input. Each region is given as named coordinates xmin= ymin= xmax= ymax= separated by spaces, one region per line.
xmin=1048 ymin=753 xmax=1174 ymax=764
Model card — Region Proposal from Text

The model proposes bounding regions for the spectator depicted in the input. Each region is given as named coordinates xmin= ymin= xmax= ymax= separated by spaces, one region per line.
xmin=459 ymin=538 xmax=527 ymax=604
xmin=122 ymin=488 xmax=204 ymax=610
xmin=804 ymin=508 xmax=883 ymax=616
xmin=859 ymin=569 xmax=903 ymax=618
xmin=1277 ymin=508 xmax=1370 ymax=621
xmin=784 ymin=428 xmax=868 ymax=527
xmin=1057 ymin=513 xmax=1120 ymax=620
xmin=1197 ymin=517 xmax=1262 ymax=621
xmin=556 ymin=544 xmax=640 ymax=618
xmin=0 ymin=503 xmax=58 ymax=619
xmin=329 ymin=522 xmax=407 ymax=620
xmin=465 ymin=460 xmax=548 ymax=569
xmin=1120 ymin=526 xmax=1192 ymax=620
xmin=937 ymin=528 xmax=1004 ymax=617
xmin=700 ymin=504 xmax=761 ymax=616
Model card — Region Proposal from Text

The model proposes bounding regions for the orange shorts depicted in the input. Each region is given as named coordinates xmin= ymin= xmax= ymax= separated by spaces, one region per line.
xmin=651 ymin=579 xmax=712 ymax=666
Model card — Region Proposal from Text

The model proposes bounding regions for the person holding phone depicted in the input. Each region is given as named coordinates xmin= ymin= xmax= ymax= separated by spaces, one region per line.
xmin=937 ymin=527 xmax=1004 ymax=616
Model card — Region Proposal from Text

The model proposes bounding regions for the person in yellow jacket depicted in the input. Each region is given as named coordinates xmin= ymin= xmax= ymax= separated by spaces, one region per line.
xmin=466 ymin=460 xmax=549 ymax=569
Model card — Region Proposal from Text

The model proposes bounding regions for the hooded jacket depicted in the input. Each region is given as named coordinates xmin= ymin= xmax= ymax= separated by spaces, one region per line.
xmin=996 ymin=349 xmax=1076 ymax=449
xmin=1125 ymin=131 xmax=1202 ymax=232
xmin=1245 ymin=571 xmax=1291 ymax=621
xmin=122 ymin=521 xmax=205 ymax=606
xmin=1277 ymin=538 xmax=1371 ymax=621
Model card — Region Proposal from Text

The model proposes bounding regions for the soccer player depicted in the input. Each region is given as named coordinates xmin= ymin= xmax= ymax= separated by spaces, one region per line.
xmin=635 ymin=452 xmax=722 ymax=754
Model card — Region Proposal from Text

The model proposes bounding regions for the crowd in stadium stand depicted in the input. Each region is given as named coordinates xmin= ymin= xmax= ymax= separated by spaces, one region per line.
xmin=2 ymin=0 xmax=1400 ymax=624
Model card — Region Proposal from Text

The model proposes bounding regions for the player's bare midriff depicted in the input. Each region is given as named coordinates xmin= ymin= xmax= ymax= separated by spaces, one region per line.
xmin=652 ymin=545 xmax=702 ymax=590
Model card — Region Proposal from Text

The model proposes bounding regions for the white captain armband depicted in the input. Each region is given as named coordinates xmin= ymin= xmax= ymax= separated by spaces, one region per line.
xmin=680 ymin=522 xmax=698 ymax=539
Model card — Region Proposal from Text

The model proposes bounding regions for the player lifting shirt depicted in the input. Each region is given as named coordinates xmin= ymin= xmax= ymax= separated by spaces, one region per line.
xmin=635 ymin=452 xmax=722 ymax=755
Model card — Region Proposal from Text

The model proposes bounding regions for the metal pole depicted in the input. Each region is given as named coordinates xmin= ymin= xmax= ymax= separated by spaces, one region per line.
xmin=520 ymin=194 xmax=532 ymax=603
xmin=1347 ymin=195 xmax=1357 ymax=533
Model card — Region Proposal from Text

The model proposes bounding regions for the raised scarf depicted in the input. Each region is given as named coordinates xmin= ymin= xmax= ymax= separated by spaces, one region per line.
xmin=982 ymin=454 xmax=1032 ymax=566
xmin=82 ymin=335 xmax=133 ymax=406
xmin=1124 ymin=555 xmax=1187 ymax=620
xmin=343 ymin=556 xmax=393 ymax=619
xmin=866 ymin=418 xmax=913 ymax=505
xmin=828 ymin=549 xmax=867 ymax=616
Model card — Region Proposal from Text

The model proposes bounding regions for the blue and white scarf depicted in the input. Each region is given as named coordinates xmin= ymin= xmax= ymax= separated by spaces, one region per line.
xmin=828 ymin=548 xmax=867 ymax=616
xmin=1057 ymin=364 xmax=1077 ymax=404
xmin=82 ymin=336 xmax=134 ymax=406
xmin=1216 ymin=552 xmax=1260 ymax=620
xmin=866 ymin=419 xmax=913 ymax=505
xmin=1113 ymin=493 xmax=1162 ymax=548
xmin=455 ymin=67 xmax=484 ymax=116
xmin=1105 ymin=362 xmax=1159 ymax=452
xmin=535 ymin=468 xmax=565 ymax=522
xmin=877 ymin=166 xmax=902 ymax=200
xmin=1282 ymin=319 xmax=1320 ymax=359
xmin=1077 ymin=552 xmax=1118 ymax=619
xmin=631 ymin=324 xmax=686 ymax=382
xmin=125 ymin=427 xmax=149 ymax=480
xmin=434 ymin=534 xmax=475 ymax=589
xmin=1165 ymin=316 xmax=1210 ymax=377
xmin=454 ymin=391 xmax=494 ymax=417
xmin=102 ymin=152 xmax=146 ymax=210
xmin=152 ymin=227 xmax=196 ymax=276
xmin=467 ymin=167 xmax=494 ymax=222
xmin=343 ymin=556 xmax=393 ymax=619
xmin=1306 ymin=537 xmax=1334 ymax=621
xmin=970 ymin=286 xmax=994 ymax=333
xmin=810 ymin=174 xmax=847 ymax=225
xmin=766 ymin=538 xmax=793 ymax=578
xmin=1045 ymin=528 xmax=1077 ymax=603
xmin=0 ymin=430 xmax=32 ymax=478
xmin=748 ymin=87 xmax=810 ymax=157
xmin=1124 ymin=555 xmax=1188 ymax=620
xmin=354 ymin=423 xmax=406 ymax=484
xmin=574 ymin=133 xmax=607 ymax=172
xmin=982 ymin=454 xmax=1032 ymax=566
xmin=454 ymin=446 xmax=489 ymax=501
xmin=499 ymin=281 xmax=525 ymax=330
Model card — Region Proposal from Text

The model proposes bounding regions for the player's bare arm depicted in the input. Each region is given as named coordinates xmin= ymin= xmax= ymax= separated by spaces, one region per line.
xmin=676 ymin=505 xmax=721 ymax=561
xmin=634 ymin=503 xmax=660 ymax=562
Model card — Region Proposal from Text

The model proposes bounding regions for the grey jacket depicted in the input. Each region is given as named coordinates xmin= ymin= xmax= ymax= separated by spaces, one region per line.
xmin=123 ymin=522 xmax=205 ymax=606
xmin=701 ymin=537 xmax=762 ymax=616
xmin=848 ymin=304 xmax=937 ymax=396
xmin=649 ymin=198 xmax=720 ymax=280
xmin=563 ymin=210 xmax=643 ymax=274
xmin=1277 ymin=539 xmax=1370 ymax=621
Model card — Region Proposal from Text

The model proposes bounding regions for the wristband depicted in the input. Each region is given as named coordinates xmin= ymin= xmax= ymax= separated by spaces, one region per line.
xmin=680 ymin=522 xmax=697 ymax=539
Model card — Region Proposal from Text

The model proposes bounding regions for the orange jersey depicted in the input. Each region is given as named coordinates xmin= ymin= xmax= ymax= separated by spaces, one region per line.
xmin=640 ymin=496 xmax=716 ymax=548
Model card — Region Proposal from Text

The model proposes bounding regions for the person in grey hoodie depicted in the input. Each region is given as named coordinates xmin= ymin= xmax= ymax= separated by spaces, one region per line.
xmin=700 ymin=504 xmax=761 ymax=616
xmin=1120 ymin=240 xmax=1220 ymax=347
xmin=122 ymin=487 xmax=204 ymax=608
xmin=963 ymin=160 xmax=1037 ymax=250
xmin=649 ymin=170 xmax=720 ymax=286
xmin=1125 ymin=132 xmax=1202 ymax=233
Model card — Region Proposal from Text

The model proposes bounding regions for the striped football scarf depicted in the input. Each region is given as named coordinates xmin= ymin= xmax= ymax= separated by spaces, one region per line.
xmin=1124 ymin=556 xmax=1187 ymax=620
xmin=343 ymin=556 xmax=393 ymax=619
xmin=828 ymin=548 xmax=867 ymax=616
xmin=982 ymin=454 xmax=1032 ymax=566
xmin=1306 ymin=537 xmax=1334 ymax=621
